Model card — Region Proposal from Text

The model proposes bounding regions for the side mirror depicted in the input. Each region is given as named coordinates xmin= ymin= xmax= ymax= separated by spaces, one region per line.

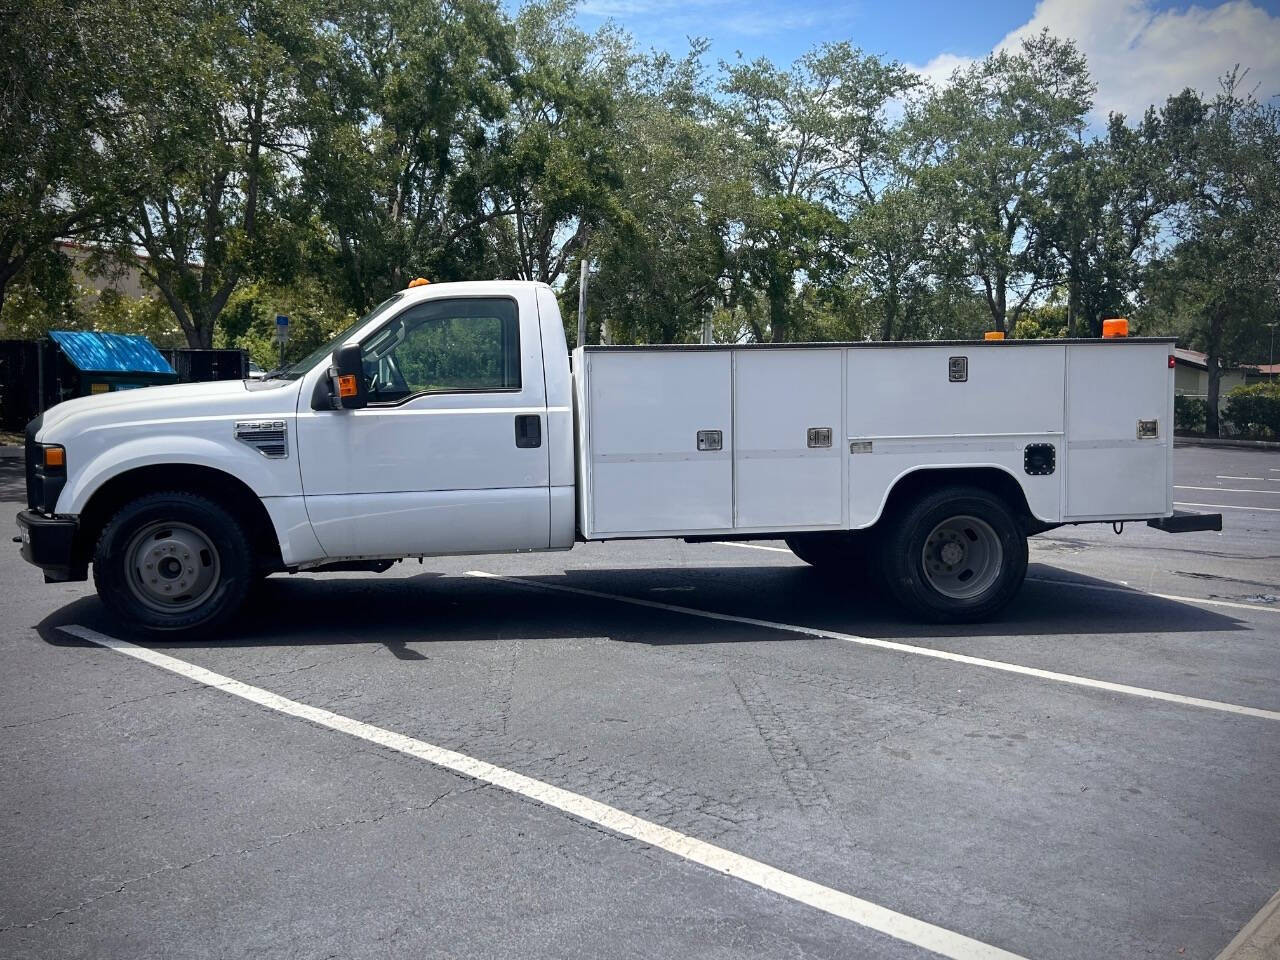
xmin=331 ymin=343 xmax=367 ymax=409
xmin=311 ymin=342 xmax=367 ymax=410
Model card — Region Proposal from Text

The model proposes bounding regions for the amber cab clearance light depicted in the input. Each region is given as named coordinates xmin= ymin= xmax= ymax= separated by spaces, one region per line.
xmin=984 ymin=331 xmax=1005 ymax=341
xmin=1102 ymin=317 xmax=1129 ymax=338
xmin=43 ymin=445 xmax=65 ymax=469
xmin=407 ymin=277 xmax=430 ymax=288
xmin=337 ymin=374 xmax=359 ymax=398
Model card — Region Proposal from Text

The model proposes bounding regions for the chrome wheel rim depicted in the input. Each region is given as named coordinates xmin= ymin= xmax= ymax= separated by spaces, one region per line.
xmin=125 ymin=521 xmax=221 ymax=614
xmin=921 ymin=515 xmax=1002 ymax=601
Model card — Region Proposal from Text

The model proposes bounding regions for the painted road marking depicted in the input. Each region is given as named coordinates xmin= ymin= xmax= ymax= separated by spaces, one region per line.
xmin=711 ymin=541 xmax=1280 ymax=615
xmin=1216 ymin=476 xmax=1264 ymax=481
xmin=467 ymin=572 xmax=1280 ymax=722
xmin=1176 ymin=500 xmax=1280 ymax=513
xmin=59 ymin=625 xmax=1025 ymax=960
xmin=1178 ymin=485 xmax=1280 ymax=495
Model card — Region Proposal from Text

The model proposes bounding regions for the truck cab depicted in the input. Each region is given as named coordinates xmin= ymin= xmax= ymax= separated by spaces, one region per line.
xmin=18 ymin=281 xmax=575 ymax=632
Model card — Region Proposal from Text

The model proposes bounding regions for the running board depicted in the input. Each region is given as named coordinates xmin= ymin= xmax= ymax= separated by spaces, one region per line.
xmin=1147 ymin=511 xmax=1223 ymax=533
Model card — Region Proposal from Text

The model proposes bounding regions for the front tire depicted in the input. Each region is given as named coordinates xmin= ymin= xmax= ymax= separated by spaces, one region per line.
xmin=93 ymin=492 xmax=252 ymax=635
xmin=880 ymin=486 xmax=1027 ymax=623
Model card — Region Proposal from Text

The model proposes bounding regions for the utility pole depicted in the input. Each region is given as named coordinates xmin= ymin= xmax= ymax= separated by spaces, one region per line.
xmin=576 ymin=260 xmax=589 ymax=349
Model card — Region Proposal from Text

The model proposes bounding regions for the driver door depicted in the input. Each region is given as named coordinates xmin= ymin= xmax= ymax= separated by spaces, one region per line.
xmin=295 ymin=291 xmax=551 ymax=558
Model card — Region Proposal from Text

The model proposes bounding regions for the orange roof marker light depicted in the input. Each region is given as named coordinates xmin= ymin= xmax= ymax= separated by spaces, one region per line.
xmin=984 ymin=331 xmax=1005 ymax=341
xmin=407 ymin=277 xmax=430 ymax=288
xmin=1102 ymin=317 xmax=1129 ymax=338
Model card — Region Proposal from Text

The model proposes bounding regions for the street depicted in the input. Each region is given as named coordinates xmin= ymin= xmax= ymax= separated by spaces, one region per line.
xmin=1 ymin=445 xmax=1277 ymax=960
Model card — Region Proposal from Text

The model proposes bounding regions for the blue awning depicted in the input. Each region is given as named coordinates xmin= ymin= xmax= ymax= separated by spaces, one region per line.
xmin=49 ymin=331 xmax=176 ymax=375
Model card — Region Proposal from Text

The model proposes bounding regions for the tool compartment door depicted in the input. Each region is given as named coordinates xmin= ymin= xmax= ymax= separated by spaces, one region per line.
xmin=733 ymin=349 xmax=844 ymax=528
xmin=1065 ymin=342 xmax=1170 ymax=519
xmin=585 ymin=350 xmax=733 ymax=535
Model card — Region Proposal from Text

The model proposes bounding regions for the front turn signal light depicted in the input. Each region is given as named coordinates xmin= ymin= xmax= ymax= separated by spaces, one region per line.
xmin=43 ymin=445 xmax=65 ymax=469
xmin=337 ymin=374 xmax=359 ymax=398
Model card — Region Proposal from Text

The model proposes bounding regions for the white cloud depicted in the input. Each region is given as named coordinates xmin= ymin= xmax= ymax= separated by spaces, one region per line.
xmin=913 ymin=0 xmax=1280 ymax=123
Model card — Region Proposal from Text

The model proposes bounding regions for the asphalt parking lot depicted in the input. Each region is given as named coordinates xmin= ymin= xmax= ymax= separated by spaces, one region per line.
xmin=1 ymin=445 xmax=1277 ymax=960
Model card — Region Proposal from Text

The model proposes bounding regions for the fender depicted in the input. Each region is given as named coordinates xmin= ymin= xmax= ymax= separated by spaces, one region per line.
xmin=59 ymin=434 xmax=302 ymax=515
xmin=854 ymin=461 xmax=1058 ymax=530
xmin=56 ymin=434 xmax=325 ymax=567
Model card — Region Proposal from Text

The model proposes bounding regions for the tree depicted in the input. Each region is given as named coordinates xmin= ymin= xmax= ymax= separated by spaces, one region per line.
xmin=482 ymin=1 xmax=627 ymax=288
xmin=92 ymin=0 xmax=320 ymax=348
xmin=720 ymin=43 xmax=916 ymax=342
xmin=580 ymin=43 xmax=740 ymax=345
xmin=915 ymin=31 xmax=1094 ymax=333
xmin=1152 ymin=74 xmax=1280 ymax=434
xmin=301 ymin=0 xmax=516 ymax=312
xmin=0 ymin=0 xmax=178 ymax=315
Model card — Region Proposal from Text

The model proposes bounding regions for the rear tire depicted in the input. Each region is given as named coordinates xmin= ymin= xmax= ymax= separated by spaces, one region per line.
xmin=93 ymin=491 xmax=252 ymax=635
xmin=880 ymin=486 xmax=1027 ymax=623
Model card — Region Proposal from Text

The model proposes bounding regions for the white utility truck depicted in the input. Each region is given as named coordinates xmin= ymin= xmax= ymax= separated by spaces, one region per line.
xmin=16 ymin=280 xmax=1219 ymax=632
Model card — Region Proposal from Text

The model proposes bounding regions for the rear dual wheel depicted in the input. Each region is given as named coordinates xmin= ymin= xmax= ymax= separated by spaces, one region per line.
xmin=880 ymin=486 xmax=1027 ymax=623
xmin=787 ymin=486 xmax=1027 ymax=623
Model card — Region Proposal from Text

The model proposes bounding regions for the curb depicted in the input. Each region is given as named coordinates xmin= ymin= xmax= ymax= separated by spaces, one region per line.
xmin=1216 ymin=887 xmax=1280 ymax=960
xmin=1174 ymin=436 xmax=1280 ymax=450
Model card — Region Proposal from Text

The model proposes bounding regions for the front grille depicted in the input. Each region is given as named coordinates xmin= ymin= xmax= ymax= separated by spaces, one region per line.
xmin=234 ymin=420 xmax=289 ymax=458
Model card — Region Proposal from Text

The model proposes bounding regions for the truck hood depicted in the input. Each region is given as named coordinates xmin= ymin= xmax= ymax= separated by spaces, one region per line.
xmin=36 ymin=378 xmax=301 ymax=442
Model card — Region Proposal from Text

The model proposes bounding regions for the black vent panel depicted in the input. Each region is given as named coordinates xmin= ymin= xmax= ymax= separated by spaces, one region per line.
xmin=234 ymin=420 xmax=289 ymax=459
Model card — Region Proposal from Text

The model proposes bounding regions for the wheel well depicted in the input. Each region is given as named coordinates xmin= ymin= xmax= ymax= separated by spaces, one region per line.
xmin=878 ymin=467 xmax=1041 ymax=533
xmin=74 ymin=464 xmax=284 ymax=571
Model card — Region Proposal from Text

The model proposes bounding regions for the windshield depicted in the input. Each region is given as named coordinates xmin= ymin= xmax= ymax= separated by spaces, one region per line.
xmin=271 ymin=294 xmax=406 ymax=380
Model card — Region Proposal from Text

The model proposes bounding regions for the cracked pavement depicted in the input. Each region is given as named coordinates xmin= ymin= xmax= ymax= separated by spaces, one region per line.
xmin=1 ymin=446 xmax=1277 ymax=960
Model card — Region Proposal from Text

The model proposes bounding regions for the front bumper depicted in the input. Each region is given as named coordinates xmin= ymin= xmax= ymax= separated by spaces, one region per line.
xmin=14 ymin=511 xmax=85 ymax=582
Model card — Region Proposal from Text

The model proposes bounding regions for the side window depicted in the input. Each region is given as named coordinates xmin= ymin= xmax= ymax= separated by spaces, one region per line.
xmin=361 ymin=297 xmax=521 ymax=403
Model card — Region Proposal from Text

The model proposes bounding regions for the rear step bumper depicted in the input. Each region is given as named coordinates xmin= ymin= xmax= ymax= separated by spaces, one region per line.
xmin=1147 ymin=511 xmax=1223 ymax=533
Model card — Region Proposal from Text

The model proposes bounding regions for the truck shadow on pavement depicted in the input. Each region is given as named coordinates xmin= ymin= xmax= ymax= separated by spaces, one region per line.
xmin=35 ymin=561 xmax=1245 ymax=652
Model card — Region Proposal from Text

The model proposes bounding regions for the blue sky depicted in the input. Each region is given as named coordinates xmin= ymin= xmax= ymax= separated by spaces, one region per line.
xmin=560 ymin=0 xmax=1280 ymax=121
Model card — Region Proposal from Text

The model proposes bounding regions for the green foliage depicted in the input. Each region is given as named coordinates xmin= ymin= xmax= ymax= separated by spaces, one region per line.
xmin=220 ymin=281 xmax=355 ymax=370
xmin=1174 ymin=395 xmax=1208 ymax=434
xmin=1224 ymin=382 xmax=1280 ymax=438
xmin=913 ymin=31 xmax=1094 ymax=333
xmin=6 ymin=2 xmax=1279 ymax=367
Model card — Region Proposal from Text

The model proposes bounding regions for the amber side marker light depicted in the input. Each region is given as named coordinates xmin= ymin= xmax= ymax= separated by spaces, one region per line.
xmin=984 ymin=331 xmax=1005 ymax=341
xmin=1102 ymin=317 xmax=1129 ymax=338
xmin=43 ymin=446 xmax=65 ymax=469
xmin=337 ymin=375 xmax=359 ymax=398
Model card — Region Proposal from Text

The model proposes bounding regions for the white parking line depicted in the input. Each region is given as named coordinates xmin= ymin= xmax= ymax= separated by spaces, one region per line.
xmin=59 ymin=625 xmax=1025 ymax=960
xmin=1176 ymin=500 xmax=1280 ymax=513
xmin=711 ymin=541 xmax=1280 ymax=615
xmin=466 ymin=572 xmax=1280 ymax=722
xmin=1177 ymin=485 xmax=1280 ymax=495
xmin=1216 ymin=476 xmax=1264 ymax=481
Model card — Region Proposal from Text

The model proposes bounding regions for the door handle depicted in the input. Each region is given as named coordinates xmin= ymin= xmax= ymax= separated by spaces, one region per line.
xmin=515 ymin=414 xmax=542 ymax=448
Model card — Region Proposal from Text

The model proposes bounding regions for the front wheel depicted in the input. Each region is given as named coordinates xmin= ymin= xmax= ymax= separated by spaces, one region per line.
xmin=880 ymin=486 xmax=1027 ymax=623
xmin=93 ymin=492 xmax=253 ymax=635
